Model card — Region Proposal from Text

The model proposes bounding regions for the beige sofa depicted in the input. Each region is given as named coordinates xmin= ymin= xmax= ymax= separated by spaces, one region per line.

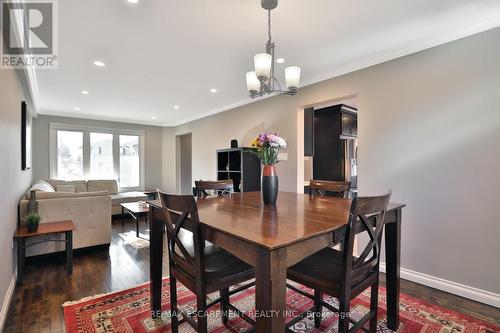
xmin=40 ymin=179 xmax=149 ymax=215
xmin=20 ymin=179 xmax=149 ymax=257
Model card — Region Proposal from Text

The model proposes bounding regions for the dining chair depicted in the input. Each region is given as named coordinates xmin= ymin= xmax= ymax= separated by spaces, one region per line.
xmin=286 ymin=191 xmax=391 ymax=333
xmin=308 ymin=179 xmax=351 ymax=198
xmin=195 ymin=180 xmax=234 ymax=197
xmin=158 ymin=191 xmax=256 ymax=333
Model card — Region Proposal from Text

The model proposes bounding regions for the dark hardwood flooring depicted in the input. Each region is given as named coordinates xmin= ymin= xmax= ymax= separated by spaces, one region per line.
xmin=4 ymin=218 xmax=499 ymax=332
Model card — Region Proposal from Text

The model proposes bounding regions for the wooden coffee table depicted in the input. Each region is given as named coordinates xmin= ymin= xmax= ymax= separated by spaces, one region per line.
xmin=121 ymin=202 xmax=149 ymax=238
xmin=14 ymin=220 xmax=75 ymax=281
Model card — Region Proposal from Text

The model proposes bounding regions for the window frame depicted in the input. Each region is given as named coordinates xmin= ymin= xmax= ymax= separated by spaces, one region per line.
xmin=49 ymin=123 xmax=145 ymax=191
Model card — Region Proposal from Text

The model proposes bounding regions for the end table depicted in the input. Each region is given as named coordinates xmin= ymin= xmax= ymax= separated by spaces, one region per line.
xmin=14 ymin=220 xmax=75 ymax=281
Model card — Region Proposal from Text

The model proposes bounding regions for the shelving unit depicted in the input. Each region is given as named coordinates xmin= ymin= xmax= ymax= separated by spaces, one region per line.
xmin=216 ymin=147 xmax=261 ymax=192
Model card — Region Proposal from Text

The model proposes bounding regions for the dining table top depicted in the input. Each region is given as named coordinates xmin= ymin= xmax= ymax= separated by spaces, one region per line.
xmin=148 ymin=191 xmax=405 ymax=251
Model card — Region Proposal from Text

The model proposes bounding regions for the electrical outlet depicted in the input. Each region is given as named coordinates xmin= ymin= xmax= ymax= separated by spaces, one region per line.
xmin=278 ymin=152 xmax=288 ymax=161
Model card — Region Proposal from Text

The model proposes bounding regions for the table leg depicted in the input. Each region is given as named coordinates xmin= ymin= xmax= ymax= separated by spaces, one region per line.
xmin=255 ymin=248 xmax=287 ymax=332
xmin=385 ymin=207 xmax=401 ymax=330
xmin=136 ymin=216 xmax=139 ymax=238
xmin=17 ymin=238 xmax=25 ymax=281
xmin=122 ymin=206 xmax=125 ymax=226
xmin=66 ymin=231 xmax=73 ymax=274
xmin=150 ymin=207 xmax=164 ymax=318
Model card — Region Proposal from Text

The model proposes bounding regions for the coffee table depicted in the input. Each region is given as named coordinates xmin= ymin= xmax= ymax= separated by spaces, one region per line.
xmin=120 ymin=202 xmax=149 ymax=238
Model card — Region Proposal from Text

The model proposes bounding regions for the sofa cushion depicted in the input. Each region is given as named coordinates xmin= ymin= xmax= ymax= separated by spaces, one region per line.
xmin=56 ymin=184 xmax=76 ymax=193
xmin=87 ymin=180 xmax=118 ymax=195
xmin=45 ymin=179 xmax=88 ymax=192
xmin=110 ymin=191 xmax=149 ymax=206
xmin=31 ymin=190 xmax=109 ymax=200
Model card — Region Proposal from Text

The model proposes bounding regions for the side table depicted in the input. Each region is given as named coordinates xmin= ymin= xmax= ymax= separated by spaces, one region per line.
xmin=14 ymin=220 xmax=75 ymax=281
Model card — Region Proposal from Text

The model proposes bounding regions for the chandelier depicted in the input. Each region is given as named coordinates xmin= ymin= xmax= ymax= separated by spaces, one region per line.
xmin=245 ymin=0 xmax=301 ymax=98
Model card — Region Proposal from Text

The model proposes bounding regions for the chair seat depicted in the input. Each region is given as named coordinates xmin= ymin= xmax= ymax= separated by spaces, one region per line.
xmin=288 ymin=247 xmax=370 ymax=296
xmin=175 ymin=229 xmax=254 ymax=290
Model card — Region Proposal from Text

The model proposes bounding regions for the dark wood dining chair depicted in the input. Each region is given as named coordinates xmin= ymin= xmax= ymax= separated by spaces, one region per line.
xmin=308 ymin=179 xmax=351 ymax=198
xmin=158 ymin=191 xmax=256 ymax=333
xmin=286 ymin=191 xmax=391 ymax=333
xmin=195 ymin=180 xmax=234 ymax=197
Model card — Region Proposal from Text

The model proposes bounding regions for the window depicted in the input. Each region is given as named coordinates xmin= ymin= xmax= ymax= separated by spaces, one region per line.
xmin=90 ymin=133 xmax=114 ymax=179
xmin=119 ymin=135 xmax=140 ymax=187
xmin=57 ymin=131 xmax=83 ymax=180
xmin=50 ymin=124 xmax=144 ymax=189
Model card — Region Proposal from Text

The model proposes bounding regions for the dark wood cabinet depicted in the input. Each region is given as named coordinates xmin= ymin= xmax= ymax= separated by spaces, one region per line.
xmin=340 ymin=108 xmax=357 ymax=137
xmin=217 ymin=148 xmax=261 ymax=192
xmin=304 ymin=107 xmax=314 ymax=156
xmin=311 ymin=104 xmax=358 ymax=183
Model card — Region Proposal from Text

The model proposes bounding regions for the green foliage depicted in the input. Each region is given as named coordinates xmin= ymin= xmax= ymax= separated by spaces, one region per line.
xmin=25 ymin=212 xmax=41 ymax=226
xmin=250 ymin=145 xmax=280 ymax=166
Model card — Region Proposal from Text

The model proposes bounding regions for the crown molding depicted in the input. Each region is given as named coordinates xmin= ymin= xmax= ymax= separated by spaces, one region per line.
xmin=167 ymin=15 xmax=500 ymax=127
xmin=35 ymin=11 xmax=500 ymax=128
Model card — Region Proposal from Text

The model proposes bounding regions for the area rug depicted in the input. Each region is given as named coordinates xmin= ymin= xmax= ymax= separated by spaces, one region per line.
xmin=118 ymin=231 xmax=150 ymax=249
xmin=63 ymin=277 xmax=499 ymax=332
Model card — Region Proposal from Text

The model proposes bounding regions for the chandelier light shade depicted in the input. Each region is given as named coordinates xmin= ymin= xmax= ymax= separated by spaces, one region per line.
xmin=254 ymin=53 xmax=272 ymax=81
xmin=285 ymin=66 xmax=301 ymax=91
xmin=246 ymin=71 xmax=260 ymax=94
xmin=245 ymin=0 xmax=301 ymax=98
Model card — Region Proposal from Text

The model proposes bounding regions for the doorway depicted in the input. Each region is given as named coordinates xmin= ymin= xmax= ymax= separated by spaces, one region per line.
xmin=176 ymin=133 xmax=192 ymax=195
xmin=297 ymin=95 xmax=358 ymax=195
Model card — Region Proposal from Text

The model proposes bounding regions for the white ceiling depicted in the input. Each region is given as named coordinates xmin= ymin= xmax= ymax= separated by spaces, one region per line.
xmin=34 ymin=0 xmax=500 ymax=126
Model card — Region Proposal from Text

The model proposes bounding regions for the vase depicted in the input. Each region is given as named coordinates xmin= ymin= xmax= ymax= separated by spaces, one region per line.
xmin=28 ymin=190 xmax=38 ymax=214
xmin=261 ymin=165 xmax=278 ymax=205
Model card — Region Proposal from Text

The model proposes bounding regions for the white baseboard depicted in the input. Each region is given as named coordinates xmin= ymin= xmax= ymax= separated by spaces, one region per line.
xmin=0 ymin=270 xmax=17 ymax=332
xmin=379 ymin=263 xmax=500 ymax=308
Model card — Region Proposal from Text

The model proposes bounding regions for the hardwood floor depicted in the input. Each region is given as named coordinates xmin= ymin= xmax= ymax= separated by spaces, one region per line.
xmin=4 ymin=218 xmax=499 ymax=332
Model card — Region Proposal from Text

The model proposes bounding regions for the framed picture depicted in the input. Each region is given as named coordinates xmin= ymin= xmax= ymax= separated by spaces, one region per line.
xmin=21 ymin=101 xmax=31 ymax=170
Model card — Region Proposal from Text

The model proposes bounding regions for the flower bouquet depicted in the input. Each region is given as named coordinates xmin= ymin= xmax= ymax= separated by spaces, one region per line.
xmin=250 ymin=133 xmax=287 ymax=204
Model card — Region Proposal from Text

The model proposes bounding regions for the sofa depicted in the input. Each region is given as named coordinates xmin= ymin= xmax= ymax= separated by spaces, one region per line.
xmin=41 ymin=179 xmax=150 ymax=215
xmin=19 ymin=179 xmax=149 ymax=257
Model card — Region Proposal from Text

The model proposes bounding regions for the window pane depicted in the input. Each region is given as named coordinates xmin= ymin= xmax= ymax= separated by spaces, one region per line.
xmin=120 ymin=135 xmax=139 ymax=187
xmin=90 ymin=133 xmax=114 ymax=180
xmin=57 ymin=131 xmax=83 ymax=180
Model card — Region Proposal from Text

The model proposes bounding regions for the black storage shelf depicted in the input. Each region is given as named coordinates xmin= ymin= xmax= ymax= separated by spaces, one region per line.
xmin=216 ymin=147 xmax=261 ymax=192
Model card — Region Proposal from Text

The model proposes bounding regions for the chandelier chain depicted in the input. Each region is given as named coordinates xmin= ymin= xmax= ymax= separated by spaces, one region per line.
xmin=267 ymin=10 xmax=272 ymax=42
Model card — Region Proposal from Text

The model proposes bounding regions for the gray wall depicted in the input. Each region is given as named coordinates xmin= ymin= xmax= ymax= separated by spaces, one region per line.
xmin=32 ymin=115 xmax=163 ymax=189
xmin=178 ymin=133 xmax=192 ymax=195
xmin=0 ymin=69 xmax=33 ymax=325
xmin=163 ymin=28 xmax=500 ymax=295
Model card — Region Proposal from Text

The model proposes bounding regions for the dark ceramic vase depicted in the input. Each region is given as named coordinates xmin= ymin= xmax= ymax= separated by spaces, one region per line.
xmin=261 ymin=165 xmax=278 ymax=205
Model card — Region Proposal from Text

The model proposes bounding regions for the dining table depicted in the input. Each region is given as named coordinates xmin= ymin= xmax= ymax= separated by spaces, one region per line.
xmin=148 ymin=191 xmax=405 ymax=332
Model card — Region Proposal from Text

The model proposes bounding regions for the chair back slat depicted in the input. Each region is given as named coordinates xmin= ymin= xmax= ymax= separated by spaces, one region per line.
xmin=309 ymin=180 xmax=351 ymax=198
xmin=195 ymin=180 xmax=234 ymax=197
xmin=158 ymin=191 xmax=205 ymax=280
xmin=341 ymin=191 xmax=391 ymax=289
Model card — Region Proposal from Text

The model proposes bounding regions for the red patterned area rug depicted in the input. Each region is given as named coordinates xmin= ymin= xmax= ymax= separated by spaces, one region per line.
xmin=63 ymin=277 xmax=499 ymax=333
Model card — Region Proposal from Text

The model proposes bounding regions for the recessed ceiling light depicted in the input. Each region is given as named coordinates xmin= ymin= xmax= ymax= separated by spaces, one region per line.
xmin=93 ymin=60 xmax=106 ymax=67
xmin=127 ymin=0 xmax=139 ymax=3
xmin=173 ymin=105 xmax=180 ymax=109
xmin=151 ymin=116 xmax=156 ymax=120
xmin=276 ymin=58 xmax=285 ymax=64
xmin=81 ymin=90 xmax=89 ymax=95
xmin=210 ymin=88 xmax=218 ymax=93
xmin=74 ymin=107 xmax=80 ymax=111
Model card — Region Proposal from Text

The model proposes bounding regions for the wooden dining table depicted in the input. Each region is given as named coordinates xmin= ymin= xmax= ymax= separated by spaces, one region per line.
xmin=148 ymin=191 xmax=405 ymax=332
